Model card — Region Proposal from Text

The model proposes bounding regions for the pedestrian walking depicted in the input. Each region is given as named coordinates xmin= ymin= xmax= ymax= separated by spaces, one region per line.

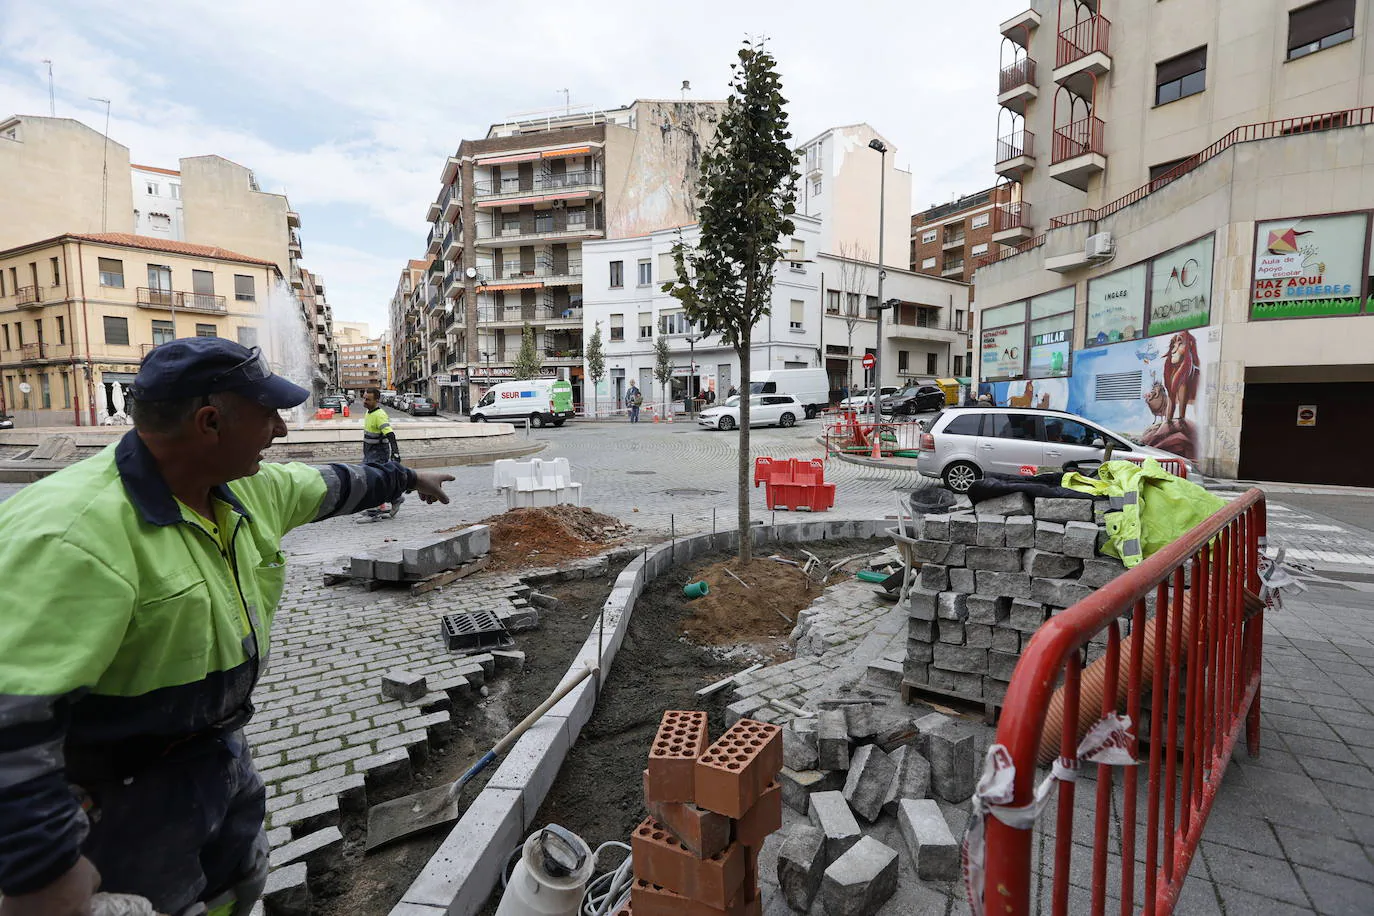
xmin=358 ymin=386 xmax=404 ymax=522
xmin=0 ymin=338 xmax=452 ymax=916
xmin=727 ymin=385 xmax=738 ymax=399
xmin=626 ymin=383 xmax=643 ymax=423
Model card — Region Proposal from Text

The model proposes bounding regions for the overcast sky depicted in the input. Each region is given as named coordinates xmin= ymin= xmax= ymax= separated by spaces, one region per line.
xmin=0 ymin=0 xmax=1026 ymax=334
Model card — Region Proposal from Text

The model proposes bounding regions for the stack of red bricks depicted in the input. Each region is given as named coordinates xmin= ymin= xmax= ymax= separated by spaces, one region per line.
xmin=618 ymin=711 xmax=783 ymax=916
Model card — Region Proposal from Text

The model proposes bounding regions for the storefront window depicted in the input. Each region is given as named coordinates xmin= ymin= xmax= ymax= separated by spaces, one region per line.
xmin=1086 ymin=262 xmax=1148 ymax=345
xmin=980 ymin=301 xmax=1026 ymax=381
xmin=1250 ymin=212 xmax=1371 ymax=319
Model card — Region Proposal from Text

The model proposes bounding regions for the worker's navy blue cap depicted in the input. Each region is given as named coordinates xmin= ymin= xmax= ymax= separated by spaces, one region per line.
xmin=129 ymin=337 xmax=310 ymax=408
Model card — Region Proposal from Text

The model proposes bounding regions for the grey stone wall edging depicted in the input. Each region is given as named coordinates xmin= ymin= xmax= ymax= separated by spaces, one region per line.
xmin=392 ymin=518 xmax=890 ymax=916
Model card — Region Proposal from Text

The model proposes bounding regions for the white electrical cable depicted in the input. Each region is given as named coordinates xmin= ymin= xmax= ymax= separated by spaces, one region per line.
xmin=581 ymin=841 xmax=634 ymax=916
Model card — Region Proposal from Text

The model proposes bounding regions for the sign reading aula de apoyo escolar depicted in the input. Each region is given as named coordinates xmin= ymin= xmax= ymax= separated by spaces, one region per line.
xmin=1251 ymin=212 xmax=1371 ymax=319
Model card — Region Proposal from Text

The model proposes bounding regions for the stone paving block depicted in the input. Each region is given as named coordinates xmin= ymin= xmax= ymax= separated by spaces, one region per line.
xmin=936 ymin=621 xmax=965 ymax=645
xmin=843 ymin=703 xmax=875 ymax=740
xmin=820 ymin=835 xmax=899 ymax=916
xmin=1063 ymin=520 xmax=1101 ymax=559
xmin=349 ymin=555 xmax=375 ymax=580
xmin=777 ymin=824 xmax=826 ymax=913
xmin=881 ymin=744 xmax=932 ymax=815
xmin=907 ymin=618 xmax=935 ymax=643
xmin=984 ymin=677 xmax=1011 ymax=706
xmin=898 ymin=798 xmax=960 ymax=880
xmin=778 ymin=766 xmax=842 ymax=813
xmin=906 ymin=586 xmax=940 ymax=622
xmin=948 ymin=513 xmax=978 ymax=543
xmin=1032 ymin=577 xmax=1094 ymax=609
xmin=783 ymin=725 xmax=820 ymax=771
xmin=937 ymin=591 xmax=968 ymax=622
xmin=1007 ymin=599 xmax=1049 ymax=633
xmin=987 ymin=650 xmax=1020 ymax=681
xmin=965 ymin=624 xmax=993 ymax=649
xmin=912 ymin=539 xmax=952 ymax=563
xmin=1005 ymin=514 xmax=1036 ymax=547
xmin=817 ymin=709 xmax=851 ymax=772
xmin=992 ymin=626 xmax=1021 ymax=653
xmin=864 ymin=657 xmax=904 ymax=690
xmin=270 ymin=795 xmax=340 ymax=838
xmin=268 ymin=825 xmax=343 ymax=872
xmin=928 ymin=668 xmax=984 ymax=698
xmin=1035 ymin=521 xmax=1065 ymax=553
xmin=944 ymin=566 xmax=974 ymax=594
xmin=1034 ymin=497 xmax=1095 ymax=523
xmin=842 ymin=744 xmax=897 ymax=823
xmin=357 ymin=747 xmax=413 ymax=791
xmin=262 ymin=862 xmax=311 ymax=916
xmin=975 ymin=516 xmax=1006 ymax=547
xmin=1080 ymin=556 xmax=1127 ymax=588
xmin=726 ymin=694 xmax=769 ymax=727
xmin=919 ymin=563 xmax=949 ymax=591
xmin=380 ymin=670 xmax=427 ymax=703
xmin=905 ymin=639 xmax=933 ymax=665
xmin=966 ymin=546 xmax=1023 ymax=572
xmin=933 ymin=643 xmax=987 ymax=674
xmin=1022 ymin=549 xmax=1084 ymax=578
xmin=919 ymin=513 xmax=952 ymax=541
xmin=490 ymin=649 xmax=525 ymax=672
xmin=974 ymin=492 xmax=1033 ymax=517
xmin=924 ymin=719 xmax=978 ymax=803
xmin=966 ymin=594 xmax=1010 ymax=625
xmin=945 ymin=543 xmax=967 ymax=567
xmin=807 ymin=790 xmax=862 ymax=862
xmin=974 ymin=570 xmax=1033 ymax=600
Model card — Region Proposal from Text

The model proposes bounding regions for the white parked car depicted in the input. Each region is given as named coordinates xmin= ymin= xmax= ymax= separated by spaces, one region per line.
xmin=697 ymin=394 xmax=804 ymax=431
xmin=840 ymin=386 xmax=899 ymax=412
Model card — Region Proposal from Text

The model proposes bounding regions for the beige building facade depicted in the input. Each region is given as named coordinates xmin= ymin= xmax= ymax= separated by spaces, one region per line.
xmin=796 ymin=123 xmax=913 ymax=270
xmin=0 ymin=233 xmax=277 ymax=426
xmin=976 ymin=0 xmax=1373 ymax=486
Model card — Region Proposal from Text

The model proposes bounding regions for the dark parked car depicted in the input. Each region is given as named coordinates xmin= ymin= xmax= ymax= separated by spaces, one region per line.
xmin=884 ymin=384 xmax=947 ymax=415
xmin=409 ymin=396 xmax=438 ymax=417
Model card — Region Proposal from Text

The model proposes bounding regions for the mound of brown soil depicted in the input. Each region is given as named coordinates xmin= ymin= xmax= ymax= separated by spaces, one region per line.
xmin=462 ymin=505 xmax=631 ymax=570
xmin=681 ymin=557 xmax=819 ymax=648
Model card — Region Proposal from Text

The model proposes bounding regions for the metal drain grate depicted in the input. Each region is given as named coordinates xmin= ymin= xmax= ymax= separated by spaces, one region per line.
xmin=440 ymin=608 xmax=514 ymax=654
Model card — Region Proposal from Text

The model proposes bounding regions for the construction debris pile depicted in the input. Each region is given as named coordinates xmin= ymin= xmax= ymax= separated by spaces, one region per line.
xmin=329 ymin=524 xmax=493 ymax=593
xmin=903 ymin=492 xmax=1127 ymax=709
xmin=771 ymin=705 xmax=976 ymax=913
xmin=473 ymin=505 xmax=632 ymax=570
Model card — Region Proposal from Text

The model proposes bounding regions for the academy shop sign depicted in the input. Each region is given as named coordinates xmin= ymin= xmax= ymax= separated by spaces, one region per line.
xmin=1251 ymin=212 xmax=1371 ymax=320
xmin=1147 ymin=234 xmax=1214 ymax=336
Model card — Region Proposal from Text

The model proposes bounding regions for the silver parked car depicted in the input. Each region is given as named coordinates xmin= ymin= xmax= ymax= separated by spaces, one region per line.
xmin=916 ymin=406 xmax=1196 ymax=493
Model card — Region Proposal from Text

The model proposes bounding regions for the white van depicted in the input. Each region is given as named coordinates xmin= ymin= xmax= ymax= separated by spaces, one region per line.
xmin=748 ymin=368 xmax=829 ymax=419
xmin=470 ymin=379 xmax=575 ymax=428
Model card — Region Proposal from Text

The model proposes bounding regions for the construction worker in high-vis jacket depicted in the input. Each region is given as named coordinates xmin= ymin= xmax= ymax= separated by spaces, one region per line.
xmin=359 ymin=386 xmax=403 ymax=520
xmin=0 ymin=338 xmax=453 ymax=916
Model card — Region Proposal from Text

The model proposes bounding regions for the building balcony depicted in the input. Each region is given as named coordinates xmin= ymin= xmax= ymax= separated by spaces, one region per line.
xmin=441 ymin=183 xmax=462 ymax=223
xmin=1054 ymin=15 xmax=1111 ymax=96
xmin=288 ymin=239 xmax=302 ymax=260
xmin=941 ymin=259 xmax=964 ymax=278
xmin=15 ymin=286 xmax=42 ymax=309
xmin=441 ymin=156 xmax=461 ymax=187
xmin=474 ymin=220 xmax=604 ymax=248
xmin=1000 ymin=8 xmax=1041 ymax=46
xmin=19 ymin=342 xmax=70 ymax=362
xmin=290 ymin=269 xmax=304 ymax=290
xmin=427 ymin=199 xmax=442 ymax=223
xmin=442 ymin=227 xmax=462 ymax=261
xmin=475 ymin=305 xmax=583 ymax=327
xmin=136 ymin=287 xmax=228 ymax=314
xmin=426 ymin=224 xmax=442 ymax=256
xmin=446 ymin=266 xmax=466 ymax=298
xmin=995 ymin=130 xmax=1035 ymax=179
xmin=992 ymin=202 xmax=1035 ymax=244
xmin=998 ymin=58 xmax=1038 ymax=115
xmin=286 ymin=210 xmax=301 ymax=228
xmin=483 ymin=260 xmax=583 ymax=287
xmin=1050 ymin=116 xmax=1107 ymax=189
xmin=543 ymin=348 xmax=583 ymax=365
xmin=473 ymin=169 xmax=604 ymax=206
xmin=942 ymin=233 xmax=966 ymax=251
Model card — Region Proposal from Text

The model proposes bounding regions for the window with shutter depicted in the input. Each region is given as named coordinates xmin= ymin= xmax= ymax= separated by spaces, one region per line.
xmin=1288 ymin=0 xmax=1355 ymax=59
xmin=790 ymin=300 xmax=804 ymax=330
xmin=1155 ymin=46 xmax=1207 ymax=105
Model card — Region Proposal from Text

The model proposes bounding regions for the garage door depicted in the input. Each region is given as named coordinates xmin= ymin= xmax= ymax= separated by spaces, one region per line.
xmin=1239 ymin=381 xmax=1374 ymax=486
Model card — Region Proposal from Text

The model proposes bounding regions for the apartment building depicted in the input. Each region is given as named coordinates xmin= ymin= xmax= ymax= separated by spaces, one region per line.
xmin=388 ymin=259 xmax=433 ymax=397
xmin=910 ymin=186 xmax=1013 ymax=284
xmin=132 ymin=164 xmax=184 ymax=240
xmin=403 ymin=100 xmax=726 ymax=409
xmin=338 ymin=320 xmax=386 ymax=394
xmin=0 ymin=233 xmax=277 ymax=425
xmin=296 ymin=268 xmax=339 ymax=394
xmin=795 ymin=124 xmax=912 ymax=269
xmin=975 ymin=0 xmax=1374 ymax=485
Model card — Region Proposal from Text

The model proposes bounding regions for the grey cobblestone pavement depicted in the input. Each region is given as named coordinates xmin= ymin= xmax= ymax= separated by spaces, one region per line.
xmin=2 ymin=420 xmax=1374 ymax=912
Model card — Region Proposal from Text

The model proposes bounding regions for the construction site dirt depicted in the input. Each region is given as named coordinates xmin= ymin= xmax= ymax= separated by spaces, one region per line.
xmin=317 ymin=536 xmax=877 ymax=915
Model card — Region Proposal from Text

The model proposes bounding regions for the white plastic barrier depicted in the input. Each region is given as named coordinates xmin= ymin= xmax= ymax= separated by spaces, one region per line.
xmin=493 ymin=457 xmax=583 ymax=509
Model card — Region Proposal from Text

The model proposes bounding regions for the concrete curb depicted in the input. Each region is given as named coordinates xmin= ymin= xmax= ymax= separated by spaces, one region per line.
xmin=393 ymin=518 xmax=890 ymax=916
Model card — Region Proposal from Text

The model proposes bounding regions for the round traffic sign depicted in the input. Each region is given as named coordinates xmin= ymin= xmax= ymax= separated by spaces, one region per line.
xmin=861 ymin=353 xmax=876 ymax=370
xmin=18 ymin=382 xmax=31 ymax=394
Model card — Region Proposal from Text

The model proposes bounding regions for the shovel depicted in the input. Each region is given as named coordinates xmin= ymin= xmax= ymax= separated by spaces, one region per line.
xmin=365 ymin=661 xmax=598 ymax=851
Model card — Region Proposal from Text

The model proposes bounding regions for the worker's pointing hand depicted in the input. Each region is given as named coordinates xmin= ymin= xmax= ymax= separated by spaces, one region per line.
xmin=413 ymin=471 xmax=455 ymax=505
xmin=0 ymin=856 xmax=100 ymax=916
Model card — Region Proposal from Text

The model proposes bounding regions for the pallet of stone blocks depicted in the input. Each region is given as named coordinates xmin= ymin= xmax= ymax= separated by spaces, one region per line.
xmin=630 ymin=712 xmax=783 ymax=915
xmin=328 ymin=524 xmax=492 ymax=594
xmin=493 ymin=456 xmax=583 ymax=509
xmin=901 ymin=491 xmax=1128 ymax=715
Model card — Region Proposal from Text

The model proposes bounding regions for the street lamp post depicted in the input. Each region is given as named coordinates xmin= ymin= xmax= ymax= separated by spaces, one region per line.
xmin=867 ymin=138 xmax=888 ymax=420
xmin=685 ymin=331 xmax=703 ymax=415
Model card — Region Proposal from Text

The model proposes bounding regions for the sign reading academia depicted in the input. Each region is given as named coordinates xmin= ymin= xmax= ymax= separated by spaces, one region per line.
xmin=1251 ymin=212 xmax=1370 ymax=319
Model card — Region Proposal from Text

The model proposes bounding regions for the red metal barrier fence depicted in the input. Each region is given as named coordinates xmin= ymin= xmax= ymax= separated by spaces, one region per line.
xmin=976 ymin=488 xmax=1266 ymax=916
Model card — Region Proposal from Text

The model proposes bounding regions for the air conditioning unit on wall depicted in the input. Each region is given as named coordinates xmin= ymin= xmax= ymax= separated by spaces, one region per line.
xmin=1086 ymin=232 xmax=1115 ymax=259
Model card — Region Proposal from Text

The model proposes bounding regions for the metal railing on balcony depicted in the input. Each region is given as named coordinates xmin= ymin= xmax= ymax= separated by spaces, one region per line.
xmin=999 ymin=57 xmax=1037 ymax=94
xmin=994 ymin=201 xmax=1034 ymax=233
xmin=997 ymin=130 xmax=1035 ymax=163
xmin=475 ymin=215 xmax=604 ymax=241
xmin=543 ymin=347 xmax=583 ymax=360
xmin=941 ymin=259 xmax=965 ymax=274
xmin=440 ymin=184 xmax=461 ymax=214
xmin=487 ymin=260 xmax=585 ymax=282
xmin=19 ymin=343 xmax=45 ymax=361
xmin=473 ymin=169 xmax=604 ymax=198
xmin=1057 ymin=15 xmax=1110 ymax=68
xmin=136 ymin=287 xmax=228 ymax=314
xmin=16 ymin=286 xmax=41 ymax=307
xmin=943 ymin=233 xmax=966 ymax=248
xmin=1052 ymin=116 xmax=1106 ymax=163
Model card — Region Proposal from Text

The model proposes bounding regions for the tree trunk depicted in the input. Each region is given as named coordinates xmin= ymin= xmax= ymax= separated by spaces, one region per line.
xmin=737 ymin=327 xmax=752 ymax=564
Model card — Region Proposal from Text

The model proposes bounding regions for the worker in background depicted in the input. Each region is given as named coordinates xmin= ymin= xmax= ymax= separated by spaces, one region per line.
xmin=359 ymin=386 xmax=404 ymax=521
xmin=626 ymin=382 xmax=643 ymax=423
xmin=0 ymin=338 xmax=453 ymax=916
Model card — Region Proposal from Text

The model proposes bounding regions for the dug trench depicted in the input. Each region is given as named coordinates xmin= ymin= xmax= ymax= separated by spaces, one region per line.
xmin=313 ymin=534 xmax=882 ymax=916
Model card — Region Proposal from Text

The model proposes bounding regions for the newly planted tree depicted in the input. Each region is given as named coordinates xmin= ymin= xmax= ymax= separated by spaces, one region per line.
xmin=837 ymin=242 xmax=872 ymax=399
xmin=662 ymin=39 xmax=799 ymax=562
xmin=585 ymin=321 xmax=606 ymax=417
xmin=513 ymin=322 xmax=542 ymax=380
xmin=653 ymin=334 xmax=673 ymax=416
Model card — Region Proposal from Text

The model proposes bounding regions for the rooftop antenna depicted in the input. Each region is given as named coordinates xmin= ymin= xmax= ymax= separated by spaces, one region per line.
xmin=89 ymin=97 xmax=111 ymax=232
xmin=42 ymin=60 xmax=54 ymax=115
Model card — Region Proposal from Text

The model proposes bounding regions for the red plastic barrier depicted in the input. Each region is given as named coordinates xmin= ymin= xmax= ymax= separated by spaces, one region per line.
xmin=757 ymin=458 xmax=835 ymax=511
